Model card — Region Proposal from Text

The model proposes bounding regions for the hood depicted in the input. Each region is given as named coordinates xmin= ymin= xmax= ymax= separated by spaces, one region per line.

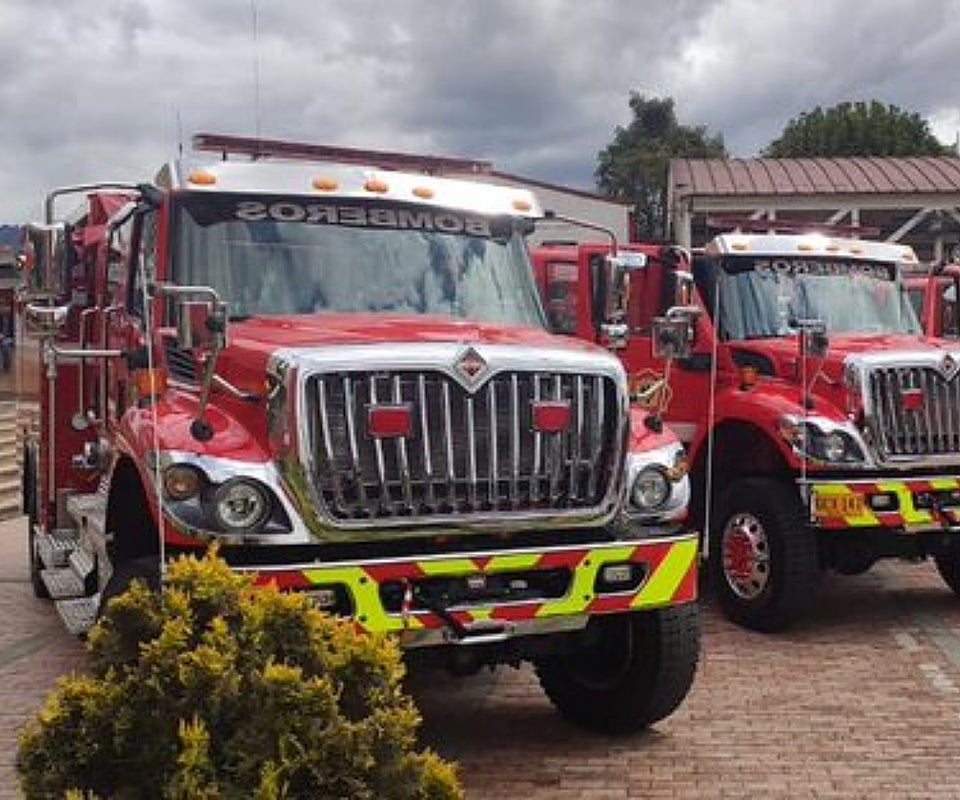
xmin=729 ymin=333 xmax=960 ymax=410
xmin=212 ymin=313 xmax=607 ymax=380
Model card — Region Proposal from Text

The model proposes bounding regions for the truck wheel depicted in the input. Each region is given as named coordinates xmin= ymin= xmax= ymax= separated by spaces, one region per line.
xmin=534 ymin=604 xmax=700 ymax=735
xmin=710 ymin=478 xmax=820 ymax=631
xmin=22 ymin=442 xmax=48 ymax=599
xmin=934 ymin=542 xmax=960 ymax=595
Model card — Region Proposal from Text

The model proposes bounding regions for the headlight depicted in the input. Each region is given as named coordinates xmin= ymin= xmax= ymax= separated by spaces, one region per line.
xmin=624 ymin=443 xmax=690 ymax=522
xmin=778 ymin=416 xmax=866 ymax=464
xmin=163 ymin=464 xmax=202 ymax=500
xmin=630 ymin=466 xmax=671 ymax=511
xmin=819 ymin=432 xmax=847 ymax=462
xmin=213 ymin=478 xmax=272 ymax=532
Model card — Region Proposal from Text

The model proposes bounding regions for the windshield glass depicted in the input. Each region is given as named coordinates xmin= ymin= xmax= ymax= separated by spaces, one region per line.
xmin=172 ymin=195 xmax=546 ymax=327
xmin=708 ymin=255 xmax=921 ymax=340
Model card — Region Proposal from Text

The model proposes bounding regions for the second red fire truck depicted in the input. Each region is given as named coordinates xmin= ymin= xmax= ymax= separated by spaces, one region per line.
xmin=534 ymin=225 xmax=960 ymax=631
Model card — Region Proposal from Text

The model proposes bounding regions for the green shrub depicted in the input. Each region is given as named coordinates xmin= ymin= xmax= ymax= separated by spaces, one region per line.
xmin=18 ymin=551 xmax=463 ymax=800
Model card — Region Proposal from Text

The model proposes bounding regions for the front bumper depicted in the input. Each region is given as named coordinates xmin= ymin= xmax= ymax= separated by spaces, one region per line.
xmin=807 ymin=476 xmax=960 ymax=532
xmin=242 ymin=532 xmax=699 ymax=649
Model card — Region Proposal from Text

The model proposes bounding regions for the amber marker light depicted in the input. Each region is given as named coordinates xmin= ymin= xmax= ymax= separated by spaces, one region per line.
xmin=412 ymin=186 xmax=435 ymax=200
xmin=187 ymin=170 xmax=217 ymax=186
xmin=312 ymin=177 xmax=340 ymax=192
xmin=364 ymin=178 xmax=390 ymax=194
xmin=135 ymin=367 xmax=168 ymax=398
xmin=739 ymin=365 xmax=758 ymax=391
xmin=512 ymin=198 xmax=533 ymax=212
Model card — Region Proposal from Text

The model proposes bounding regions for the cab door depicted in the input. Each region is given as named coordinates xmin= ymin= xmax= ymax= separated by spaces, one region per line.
xmin=103 ymin=207 xmax=160 ymax=427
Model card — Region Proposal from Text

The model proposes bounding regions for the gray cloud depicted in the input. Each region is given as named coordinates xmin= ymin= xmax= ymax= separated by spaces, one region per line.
xmin=0 ymin=0 xmax=957 ymax=221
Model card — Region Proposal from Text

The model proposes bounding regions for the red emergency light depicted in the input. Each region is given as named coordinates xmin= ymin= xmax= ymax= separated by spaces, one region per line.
xmin=368 ymin=404 xmax=414 ymax=438
xmin=532 ymin=400 xmax=572 ymax=433
xmin=900 ymin=389 xmax=924 ymax=412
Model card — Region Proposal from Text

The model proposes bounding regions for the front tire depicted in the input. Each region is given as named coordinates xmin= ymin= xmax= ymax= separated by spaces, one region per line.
xmin=710 ymin=477 xmax=820 ymax=631
xmin=534 ymin=604 xmax=700 ymax=735
xmin=934 ymin=540 xmax=960 ymax=595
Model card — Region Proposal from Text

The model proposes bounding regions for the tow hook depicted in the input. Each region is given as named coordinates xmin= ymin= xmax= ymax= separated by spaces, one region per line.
xmin=401 ymin=578 xmax=512 ymax=644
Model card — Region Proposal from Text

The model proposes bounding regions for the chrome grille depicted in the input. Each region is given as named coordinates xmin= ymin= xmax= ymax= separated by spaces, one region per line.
xmin=305 ymin=370 xmax=620 ymax=522
xmin=866 ymin=366 xmax=960 ymax=459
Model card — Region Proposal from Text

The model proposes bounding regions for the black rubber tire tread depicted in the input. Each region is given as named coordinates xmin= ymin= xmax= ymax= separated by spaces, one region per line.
xmin=710 ymin=477 xmax=820 ymax=632
xmin=934 ymin=542 xmax=960 ymax=596
xmin=534 ymin=604 xmax=700 ymax=735
xmin=22 ymin=443 xmax=48 ymax=600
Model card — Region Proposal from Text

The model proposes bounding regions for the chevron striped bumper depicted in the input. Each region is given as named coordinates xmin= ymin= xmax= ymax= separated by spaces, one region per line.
xmin=247 ymin=533 xmax=699 ymax=648
xmin=809 ymin=477 xmax=960 ymax=532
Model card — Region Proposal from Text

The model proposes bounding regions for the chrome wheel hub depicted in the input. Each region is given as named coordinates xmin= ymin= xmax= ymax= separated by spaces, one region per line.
xmin=721 ymin=511 xmax=771 ymax=600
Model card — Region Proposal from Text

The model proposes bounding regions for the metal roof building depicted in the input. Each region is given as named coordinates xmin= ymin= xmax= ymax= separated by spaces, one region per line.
xmin=668 ymin=156 xmax=960 ymax=262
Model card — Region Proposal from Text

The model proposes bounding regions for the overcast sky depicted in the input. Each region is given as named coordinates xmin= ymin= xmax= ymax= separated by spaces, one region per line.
xmin=2 ymin=0 xmax=960 ymax=222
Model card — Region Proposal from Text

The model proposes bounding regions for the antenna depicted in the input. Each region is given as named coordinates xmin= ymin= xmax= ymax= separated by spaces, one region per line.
xmin=250 ymin=0 xmax=262 ymax=141
xmin=176 ymin=108 xmax=183 ymax=157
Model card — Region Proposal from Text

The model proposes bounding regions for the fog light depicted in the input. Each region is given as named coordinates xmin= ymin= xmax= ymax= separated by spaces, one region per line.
xmin=601 ymin=564 xmax=634 ymax=585
xmin=869 ymin=492 xmax=898 ymax=511
xmin=305 ymin=587 xmax=339 ymax=609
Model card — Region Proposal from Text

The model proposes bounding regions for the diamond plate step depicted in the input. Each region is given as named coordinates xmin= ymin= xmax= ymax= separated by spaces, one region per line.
xmin=65 ymin=492 xmax=107 ymax=538
xmin=40 ymin=566 xmax=85 ymax=600
xmin=68 ymin=545 xmax=96 ymax=580
xmin=36 ymin=529 xmax=79 ymax=569
xmin=55 ymin=596 xmax=100 ymax=636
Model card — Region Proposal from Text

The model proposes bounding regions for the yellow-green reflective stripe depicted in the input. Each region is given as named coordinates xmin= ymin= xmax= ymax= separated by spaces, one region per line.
xmin=631 ymin=538 xmax=698 ymax=608
xmin=419 ymin=558 xmax=479 ymax=577
xmin=536 ymin=545 xmax=638 ymax=617
xmin=484 ymin=553 xmax=543 ymax=572
xmin=301 ymin=565 xmax=414 ymax=632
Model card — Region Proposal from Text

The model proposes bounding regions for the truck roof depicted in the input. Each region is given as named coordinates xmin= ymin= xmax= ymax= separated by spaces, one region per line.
xmin=155 ymin=158 xmax=544 ymax=219
xmin=705 ymin=232 xmax=919 ymax=266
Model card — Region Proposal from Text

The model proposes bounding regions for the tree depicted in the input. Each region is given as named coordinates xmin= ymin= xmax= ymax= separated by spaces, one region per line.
xmin=764 ymin=100 xmax=951 ymax=158
xmin=596 ymin=94 xmax=727 ymax=239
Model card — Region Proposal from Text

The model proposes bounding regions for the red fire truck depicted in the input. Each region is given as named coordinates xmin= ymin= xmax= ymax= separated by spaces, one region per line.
xmin=905 ymin=262 xmax=960 ymax=339
xmin=533 ymin=224 xmax=960 ymax=631
xmin=20 ymin=137 xmax=699 ymax=733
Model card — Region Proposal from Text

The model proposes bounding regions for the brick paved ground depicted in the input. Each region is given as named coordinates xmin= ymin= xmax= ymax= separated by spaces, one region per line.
xmin=3 ymin=510 xmax=960 ymax=798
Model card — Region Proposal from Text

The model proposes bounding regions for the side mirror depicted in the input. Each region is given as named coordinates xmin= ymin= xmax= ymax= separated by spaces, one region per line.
xmin=25 ymin=222 xmax=68 ymax=299
xmin=798 ymin=318 xmax=829 ymax=358
xmin=24 ymin=302 xmax=70 ymax=337
xmin=600 ymin=252 xmax=648 ymax=348
xmin=652 ymin=306 xmax=701 ymax=360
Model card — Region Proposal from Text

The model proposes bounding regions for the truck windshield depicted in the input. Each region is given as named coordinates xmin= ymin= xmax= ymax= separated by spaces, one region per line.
xmin=172 ymin=195 xmax=546 ymax=327
xmin=706 ymin=255 xmax=921 ymax=340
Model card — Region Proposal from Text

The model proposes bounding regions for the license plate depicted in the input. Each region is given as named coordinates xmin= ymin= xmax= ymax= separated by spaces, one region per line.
xmin=815 ymin=493 xmax=866 ymax=517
